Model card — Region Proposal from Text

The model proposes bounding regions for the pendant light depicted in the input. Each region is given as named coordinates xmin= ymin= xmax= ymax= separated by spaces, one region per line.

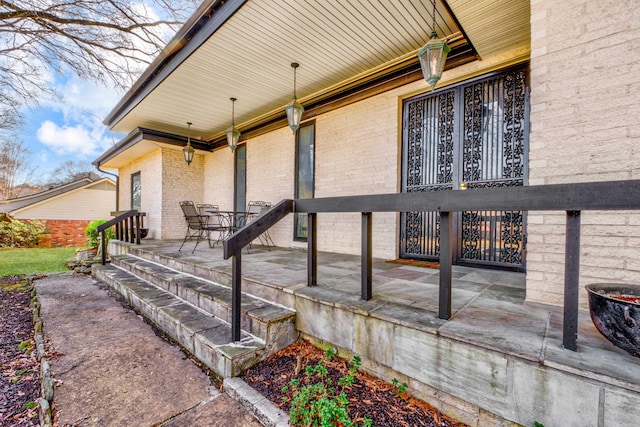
xmin=417 ymin=0 xmax=450 ymax=91
xmin=183 ymin=122 xmax=195 ymax=165
xmin=285 ymin=62 xmax=304 ymax=133
xmin=225 ymin=97 xmax=240 ymax=152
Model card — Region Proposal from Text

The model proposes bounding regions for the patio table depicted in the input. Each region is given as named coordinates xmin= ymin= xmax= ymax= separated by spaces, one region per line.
xmin=206 ymin=210 xmax=251 ymax=240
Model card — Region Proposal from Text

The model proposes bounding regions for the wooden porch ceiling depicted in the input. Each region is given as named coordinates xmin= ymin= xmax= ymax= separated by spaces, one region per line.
xmin=105 ymin=0 xmax=530 ymax=145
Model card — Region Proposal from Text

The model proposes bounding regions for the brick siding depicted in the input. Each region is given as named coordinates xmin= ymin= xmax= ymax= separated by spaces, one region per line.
xmin=527 ymin=0 xmax=640 ymax=306
xmin=42 ymin=219 xmax=90 ymax=247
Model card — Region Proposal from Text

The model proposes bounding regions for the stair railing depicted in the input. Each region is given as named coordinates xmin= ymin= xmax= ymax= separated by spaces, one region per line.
xmin=97 ymin=210 xmax=146 ymax=265
xmin=223 ymin=199 xmax=294 ymax=341
xmin=225 ymin=179 xmax=640 ymax=352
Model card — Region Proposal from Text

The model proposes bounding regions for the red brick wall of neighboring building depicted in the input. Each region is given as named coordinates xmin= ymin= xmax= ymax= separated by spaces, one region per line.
xmin=41 ymin=219 xmax=90 ymax=247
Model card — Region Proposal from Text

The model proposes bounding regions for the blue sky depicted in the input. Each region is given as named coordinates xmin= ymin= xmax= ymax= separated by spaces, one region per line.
xmin=12 ymin=2 xmax=200 ymax=184
xmin=20 ymin=73 xmax=126 ymax=183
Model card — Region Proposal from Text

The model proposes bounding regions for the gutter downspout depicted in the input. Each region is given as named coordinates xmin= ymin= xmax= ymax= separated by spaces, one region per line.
xmin=95 ymin=163 xmax=119 ymax=211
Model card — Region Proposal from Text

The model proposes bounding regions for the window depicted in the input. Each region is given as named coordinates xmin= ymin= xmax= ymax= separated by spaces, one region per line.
xmin=234 ymin=144 xmax=246 ymax=214
xmin=131 ymin=172 xmax=141 ymax=211
xmin=294 ymin=121 xmax=315 ymax=241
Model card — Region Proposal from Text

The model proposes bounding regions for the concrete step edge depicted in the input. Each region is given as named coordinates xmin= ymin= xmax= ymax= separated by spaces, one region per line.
xmin=93 ymin=264 xmax=266 ymax=378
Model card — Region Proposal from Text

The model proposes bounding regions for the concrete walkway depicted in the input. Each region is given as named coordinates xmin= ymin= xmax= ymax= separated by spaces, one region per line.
xmin=35 ymin=274 xmax=262 ymax=427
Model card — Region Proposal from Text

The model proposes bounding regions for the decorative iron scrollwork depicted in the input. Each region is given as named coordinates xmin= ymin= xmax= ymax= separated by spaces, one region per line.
xmin=402 ymin=66 xmax=529 ymax=267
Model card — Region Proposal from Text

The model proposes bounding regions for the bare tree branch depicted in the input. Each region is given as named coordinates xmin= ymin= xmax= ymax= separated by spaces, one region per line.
xmin=0 ymin=0 xmax=200 ymax=129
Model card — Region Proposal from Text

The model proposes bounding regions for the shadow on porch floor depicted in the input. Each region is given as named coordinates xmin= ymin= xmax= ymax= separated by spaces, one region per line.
xmin=114 ymin=238 xmax=639 ymax=394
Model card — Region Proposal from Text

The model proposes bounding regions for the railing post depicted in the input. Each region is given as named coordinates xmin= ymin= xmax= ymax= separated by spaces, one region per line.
xmin=308 ymin=213 xmax=317 ymax=287
xmin=563 ymin=210 xmax=581 ymax=351
xmin=101 ymin=230 xmax=106 ymax=265
xmin=361 ymin=212 xmax=372 ymax=300
xmin=128 ymin=216 xmax=134 ymax=243
xmin=135 ymin=214 xmax=141 ymax=244
xmin=232 ymin=252 xmax=242 ymax=342
xmin=439 ymin=211 xmax=453 ymax=319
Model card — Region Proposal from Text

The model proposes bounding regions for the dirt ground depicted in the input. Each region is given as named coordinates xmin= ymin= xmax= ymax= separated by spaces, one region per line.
xmin=0 ymin=276 xmax=40 ymax=426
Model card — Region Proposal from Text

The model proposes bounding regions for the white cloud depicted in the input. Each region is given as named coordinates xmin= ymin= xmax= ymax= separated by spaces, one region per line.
xmin=36 ymin=120 xmax=112 ymax=158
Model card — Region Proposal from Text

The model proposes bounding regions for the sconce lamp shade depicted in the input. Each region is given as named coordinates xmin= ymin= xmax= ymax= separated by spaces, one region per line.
xmin=285 ymin=98 xmax=304 ymax=133
xmin=226 ymin=126 xmax=240 ymax=152
xmin=285 ymin=62 xmax=304 ymax=133
xmin=226 ymin=97 xmax=240 ymax=152
xmin=183 ymin=145 xmax=195 ymax=165
xmin=418 ymin=31 xmax=450 ymax=91
xmin=183 ymin=121 xmax=195 ymax=165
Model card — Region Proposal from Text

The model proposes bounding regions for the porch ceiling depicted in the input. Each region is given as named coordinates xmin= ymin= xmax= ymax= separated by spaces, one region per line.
xmin=107 ymin=0 xmax=530 ymax=143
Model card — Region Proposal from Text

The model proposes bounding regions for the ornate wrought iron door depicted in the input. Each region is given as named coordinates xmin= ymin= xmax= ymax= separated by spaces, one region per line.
xmin=401 ymin=66 xmax=529 ymax=269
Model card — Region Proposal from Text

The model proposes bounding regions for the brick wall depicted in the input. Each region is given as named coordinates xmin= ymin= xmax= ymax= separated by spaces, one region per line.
xmin=119 ymin=149 xmax=163 ymax=239
xmin=161 ymin=148 xmax=204 ymax=239
xmin=43 ymin=219 xmax=90 ymax=247
xmin=527 ymin=0 xmax=640 ymax=306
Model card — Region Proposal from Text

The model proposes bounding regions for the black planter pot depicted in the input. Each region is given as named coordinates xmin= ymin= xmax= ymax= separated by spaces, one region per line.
xmin=586 ymin=283 xmax=640 ymax=357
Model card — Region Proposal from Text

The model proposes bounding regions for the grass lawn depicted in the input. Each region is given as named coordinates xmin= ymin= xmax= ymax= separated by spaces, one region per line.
xmin=0 ymin=247 xmax=81 ymax=277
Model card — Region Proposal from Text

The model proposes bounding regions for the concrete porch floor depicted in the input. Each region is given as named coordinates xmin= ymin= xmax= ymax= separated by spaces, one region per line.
xmin=114 ymin=239 xmax=639 ymax=388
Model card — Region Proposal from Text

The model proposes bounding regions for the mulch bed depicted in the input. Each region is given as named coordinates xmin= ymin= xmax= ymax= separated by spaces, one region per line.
xmin=0 ymin=275 xmax=40 ymax=426
xmin=242 ymin=340 xmax=467 ymax=427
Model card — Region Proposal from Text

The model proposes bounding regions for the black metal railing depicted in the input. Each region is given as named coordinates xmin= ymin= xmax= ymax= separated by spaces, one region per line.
xmin=223 ymin=199 xmax=294 ymax=339
xmin=97 ymin=210 xmax=146 ymax=265
xmin=224 ymin=179 xmax=640 ymax=350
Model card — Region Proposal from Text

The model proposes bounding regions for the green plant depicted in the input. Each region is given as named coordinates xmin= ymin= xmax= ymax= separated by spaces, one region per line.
xmin=23 ymin=401 xmax=37 ymax=410
xmin=286 ymin=354 xmax=370 ymax=427
xmin=84 ymin=220 xmax=115 ymax=248
xmin=0 ymin=218 xmax=46 ymax=248
xmin=534 ymin=422 xmax=545 ymax=427
xmin=391 ymin=377 xmax=408 ymax=397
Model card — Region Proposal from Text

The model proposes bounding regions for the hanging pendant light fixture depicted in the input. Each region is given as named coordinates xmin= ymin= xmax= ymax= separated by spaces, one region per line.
xmin=285 ymin=62 xmax=304 ymax=133
xmin=417 ymin=0 xmax=450 ymax=91
xmin=183 ymin=121 xmax=195 ymax=165
xmin=225 ymin=97 xmax=240 ymax=152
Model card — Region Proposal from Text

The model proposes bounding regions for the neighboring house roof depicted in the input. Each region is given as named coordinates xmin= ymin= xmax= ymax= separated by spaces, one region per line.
xmin=0 ymin=177 xmax=115 ymax=215
xmin=102 ymin=0 xmax=529 ymax=144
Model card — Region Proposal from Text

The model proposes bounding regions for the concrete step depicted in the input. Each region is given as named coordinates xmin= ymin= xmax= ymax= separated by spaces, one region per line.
xmin=93 ymin=264 xmax=264 ymax=378
xmin=110 ymin=254 xmax=296 ymax=353
xmin=122 ymin=244 xmax=295 ymax=310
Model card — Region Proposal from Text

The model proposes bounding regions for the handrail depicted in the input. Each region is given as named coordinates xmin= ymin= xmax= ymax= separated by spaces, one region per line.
xmin=223 ymin=199 xmax=294 ymax=258
xmin=98 ymin=210 xmax=146 ymax=265
xmin=221 ymin=178 xmax=640 ymax=350
xmin=223 ymin=199 xmax=294 ymax=340
xmin=295 ymin=179 xmax=640 ymax=352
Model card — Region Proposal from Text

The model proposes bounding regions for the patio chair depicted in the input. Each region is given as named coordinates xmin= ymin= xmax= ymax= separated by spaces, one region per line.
xmin=178 ymin=201 xmax=223 ymax=253
xmin=196 ymin=203 xmax=230 ymax=247
xmin=246 ymin=200 xmax=275 ymax=251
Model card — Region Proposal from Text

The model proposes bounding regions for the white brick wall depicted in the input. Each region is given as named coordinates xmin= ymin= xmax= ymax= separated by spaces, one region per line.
xmin=161 ymin=148 xmax=204 ymax=239
xmin=119 ymin=149 xmax=163 ymax=239
xmin=528 ymin=0 xmax=640 ymax=306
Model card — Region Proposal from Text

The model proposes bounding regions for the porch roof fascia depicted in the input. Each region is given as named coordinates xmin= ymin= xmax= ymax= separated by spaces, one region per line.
xmin=103 ymin=0 xmax=247 ymax=128
xmin=92 ymin=127 xmax=211 ymax=170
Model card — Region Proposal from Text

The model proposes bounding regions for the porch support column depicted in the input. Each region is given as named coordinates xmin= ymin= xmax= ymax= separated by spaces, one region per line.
xmin=438 ymin=211 xmax=453 ymax=319
xmin=307 ymin=213 xmax=317 ymax=287
xmin=232 ymin=252 xmax=242 ymax=342
xmin=563 ymin=210 xmax=581 ymax=351
xmin=361 ymin=212 xmax=372 ymax=300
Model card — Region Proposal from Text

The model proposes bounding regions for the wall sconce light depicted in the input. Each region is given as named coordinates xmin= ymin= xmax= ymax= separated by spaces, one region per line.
xmin=285 ymin=62 xmax=304 ymax=133
xmin=183 ymin=121 xmax=195 ymax=165
xmin=225 ymin=97 xmax=240 ymax=152
xmin=417 ymin=0 xmax=450 ymax=91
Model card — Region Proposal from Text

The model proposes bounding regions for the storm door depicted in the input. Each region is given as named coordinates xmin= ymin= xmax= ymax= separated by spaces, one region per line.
xmin=400 ymin=66 xmax=529 ymax=270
